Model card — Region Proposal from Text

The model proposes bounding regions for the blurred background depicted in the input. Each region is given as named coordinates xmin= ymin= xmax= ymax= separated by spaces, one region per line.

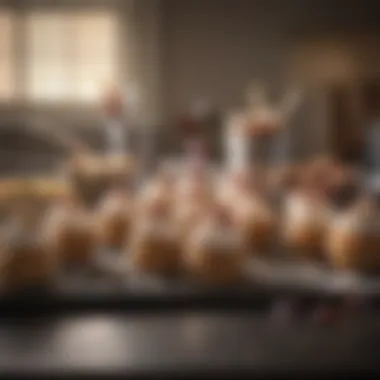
xmin=0 ymin=0 xmax=379 ymax=168
xmin=0 ymin=1 xmax=380 ymax=375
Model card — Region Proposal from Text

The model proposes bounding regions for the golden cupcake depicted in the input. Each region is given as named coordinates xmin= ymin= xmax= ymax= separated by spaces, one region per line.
xmin=98 ymin=188 xmax=134 ymax=249
xmin=67 ymin=152 xmax=136 ymax=208
xmin=282 ymin=191 xmax=331 ymax=260
xmin=184 ymin=206 xmax=248 ymax=285
xmin=173 ymin=200 xmax=209 ymax=241
xmin=67 ymin=153 xmax=107 ymax=207
xmin=0 ymin=212 xmax=57 ymax=291
xmin=129 ymin=202 xmax=181 ymax=275
xmin=231 ymin=194 xmax=277 ymax=254
xmin=326 ymin=198 xmax=380 ymax=272
xmin=43 ymin=198 xmax=98 ymax=267
xmin=137 ymin=164 xmax=177 ymax=219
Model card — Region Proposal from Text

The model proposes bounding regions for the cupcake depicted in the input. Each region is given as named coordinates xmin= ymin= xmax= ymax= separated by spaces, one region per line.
xmin=231 ymin=194 xmax=277 ymax=254
xmin=184 ymin=205 xmax=248 ymax=285
xmin=129 ymin=201 xmax=181 ymax=275
xmin=43 ymin=198 xmax=98 ymax=267
xmin=174 ymin=199 xmax=209 ymax=241
xmin=326 ymin=197 xmax=380 ymax=272
xmin=282 ymin=191 xmax=331 ymax=260
xmin=67 ymin=153 xmax=136 ymax=208
xmin=137 ymin=164 xmax=177 ymax=219
xmin=0 ymin=210 xmax=57 ymax=291
xmin=98 ymin=187 xmax=134 ymax=249
xmin=67 ymin=153 xmax=107 ymax=208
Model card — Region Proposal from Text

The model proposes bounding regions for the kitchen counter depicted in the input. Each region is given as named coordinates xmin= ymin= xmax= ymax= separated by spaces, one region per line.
xmin=0 ymin=311 xmax=379 ymax=377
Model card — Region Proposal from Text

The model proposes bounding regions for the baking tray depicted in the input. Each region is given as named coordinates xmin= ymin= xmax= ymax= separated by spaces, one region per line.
xmin=1 ymin=250 xmax=380 ymax=315
xmin=0 ymin=153 xmax=377 ymax=312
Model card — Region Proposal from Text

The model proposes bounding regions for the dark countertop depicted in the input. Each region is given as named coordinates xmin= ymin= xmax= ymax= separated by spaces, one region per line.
xmin=0 ymin=311 xmax=380 ymax=377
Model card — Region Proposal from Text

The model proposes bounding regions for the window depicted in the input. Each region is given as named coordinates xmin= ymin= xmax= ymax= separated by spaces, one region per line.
xmin=71 ymin=13 xmax=118 ymax=102
xmin=0 ymin=11 xmax=15 ymax=101
xmin=0 ymin=9 xmax=119 ymax=104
